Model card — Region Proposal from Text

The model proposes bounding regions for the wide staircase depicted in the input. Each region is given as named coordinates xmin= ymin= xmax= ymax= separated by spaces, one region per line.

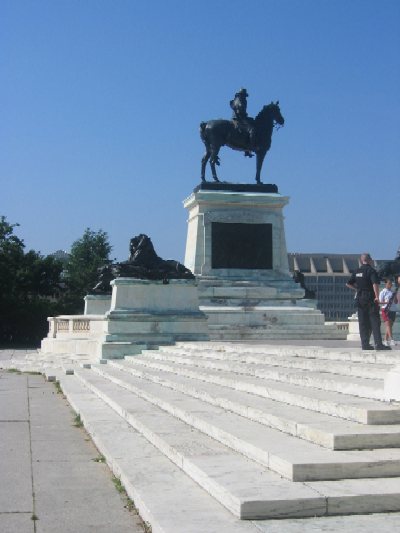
xmin=50 ymin=342 xmax=400 ymax=532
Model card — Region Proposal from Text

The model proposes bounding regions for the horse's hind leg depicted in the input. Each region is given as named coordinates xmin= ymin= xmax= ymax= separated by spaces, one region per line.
xmin=201 ymin=149 xmax=210 ymax=182
xmin=210 ymin=145 xmax=220 ymax=182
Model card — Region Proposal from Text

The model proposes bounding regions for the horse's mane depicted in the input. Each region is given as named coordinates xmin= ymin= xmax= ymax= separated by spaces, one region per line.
xmin=255 ymin=103 xmax=275 ymax=122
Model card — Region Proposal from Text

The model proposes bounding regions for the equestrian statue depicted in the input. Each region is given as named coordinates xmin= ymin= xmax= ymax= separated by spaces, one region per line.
xmin=200 ymin=88 xmax=284 ymax=183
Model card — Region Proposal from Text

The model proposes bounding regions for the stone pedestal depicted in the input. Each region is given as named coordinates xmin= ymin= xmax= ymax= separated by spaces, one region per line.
xmin=41 ymin=278 xmax=209 ymax=360
xmin=183 ymin=184 xmax=344 ymax=340
xmin=184 ymin=184 xmax=292 ymax=280
xmin=347 ymin=313 xmax=360 ymax=341
xmin=84 ymin=294 xmax=112 ymax=315
xmin=103 ymin=278 xmax=209 ymax=348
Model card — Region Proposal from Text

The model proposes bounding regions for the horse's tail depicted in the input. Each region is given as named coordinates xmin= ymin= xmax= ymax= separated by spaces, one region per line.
xmin=199 ymin=121 xmax=207 ymax=141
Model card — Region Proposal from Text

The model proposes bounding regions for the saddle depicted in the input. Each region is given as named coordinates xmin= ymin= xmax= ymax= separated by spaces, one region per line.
xmin=232 ymin=118 xmax=255 ymax=155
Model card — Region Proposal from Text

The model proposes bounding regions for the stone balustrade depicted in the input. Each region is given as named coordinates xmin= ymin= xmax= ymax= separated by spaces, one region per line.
xmin=56 ymin=319 xmax=69 ymax=332
xmin=72 ymin=319 xmax=90 ymax=332
xmin=331 ymin=322 xmax=349 ymax=333
xmin=47 ymin=316 xmax=102 ymax=338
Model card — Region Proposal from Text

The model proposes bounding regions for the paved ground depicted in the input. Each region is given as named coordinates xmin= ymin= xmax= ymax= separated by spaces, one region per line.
xmin=0 ymin=358 xmax=147 ymax=533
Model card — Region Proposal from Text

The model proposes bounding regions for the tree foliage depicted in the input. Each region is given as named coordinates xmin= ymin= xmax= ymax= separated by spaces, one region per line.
xmin=0 ymin=216 xmax=64 ymax=345
xmin=63 ymin=228 xmax=112 ymax=312
xmin=0 ymin=218 xmax=112 ymax=346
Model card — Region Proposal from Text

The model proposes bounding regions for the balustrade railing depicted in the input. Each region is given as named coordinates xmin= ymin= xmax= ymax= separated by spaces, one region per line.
xmin=333 ymin=322 xmax=349 ymax=332
xmin=73 ymin=319 xmax=90 ymax=332
xmin=56 ymin=319 xmax=69 ymax=332
xmin=50 ymin=317 xmax=92 ymax=336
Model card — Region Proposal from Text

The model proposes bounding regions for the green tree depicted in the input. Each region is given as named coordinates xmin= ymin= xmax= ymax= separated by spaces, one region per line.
xmin=0 ymin=216 xmax=25 ymax=301
xmin=0 ymin=216 xmax=64 ymax=345
xmin=64 ymin=228 xmax=112 ymax=311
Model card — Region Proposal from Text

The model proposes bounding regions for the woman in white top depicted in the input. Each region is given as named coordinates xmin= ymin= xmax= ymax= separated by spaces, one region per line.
xmin=379 ymin=279 xmax=397 ymax=346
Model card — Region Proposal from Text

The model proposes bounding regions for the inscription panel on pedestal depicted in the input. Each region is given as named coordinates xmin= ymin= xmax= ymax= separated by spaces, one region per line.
xmin=211 ymin=222 xmax=272 ymax=269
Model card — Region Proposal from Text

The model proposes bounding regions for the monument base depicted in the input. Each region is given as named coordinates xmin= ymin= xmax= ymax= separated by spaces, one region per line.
xmin=84 ymin=294 xmax=112 ymax=315
xmin=197 ymin=277 xmax=343 ymax=340
xmin=41 ymin=278 xmax=209 ymax=361
xmin=104 ymin=278 xmax=209 ymax=346
xmin=184 ymin=186 xmax=345 ymax=340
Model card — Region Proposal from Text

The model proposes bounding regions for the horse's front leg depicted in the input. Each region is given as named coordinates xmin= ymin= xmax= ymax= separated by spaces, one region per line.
xmin=255 ymin=150 xmax=266 ymax=184
xmin=210 ymin=145 xmax=220 ymax=182
xmin=201 ymin=149 xmax=210 ymax=182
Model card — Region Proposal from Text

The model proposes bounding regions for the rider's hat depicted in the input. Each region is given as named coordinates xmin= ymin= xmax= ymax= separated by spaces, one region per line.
xmin=236 ymin=88 xmax=248 ymax=97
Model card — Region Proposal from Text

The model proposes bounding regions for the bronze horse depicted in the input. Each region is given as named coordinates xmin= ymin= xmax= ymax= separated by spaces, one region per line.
xmin=200 ymin=101 xmax=284 ymax=183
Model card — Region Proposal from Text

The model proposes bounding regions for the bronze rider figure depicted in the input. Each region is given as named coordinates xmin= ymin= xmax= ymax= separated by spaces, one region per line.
xmin=230 ymin=88 xmax=256 ymax=157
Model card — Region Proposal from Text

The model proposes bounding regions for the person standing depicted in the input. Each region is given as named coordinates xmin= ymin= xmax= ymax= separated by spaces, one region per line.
xmin=346 ymin=253 xmax=391 ymax=350
xmin=379 ymin=279 xmax=397 ymax=346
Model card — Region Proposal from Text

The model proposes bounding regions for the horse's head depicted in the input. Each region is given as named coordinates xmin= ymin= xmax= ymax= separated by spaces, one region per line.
xmin=255 ymin=101 xmax=285 ymax=129
xmin=270 ymin=101 xmax=284 ymax=126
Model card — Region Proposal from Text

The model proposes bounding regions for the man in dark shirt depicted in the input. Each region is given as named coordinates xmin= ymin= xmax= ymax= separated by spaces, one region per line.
xmin=346 ymin=253 xmax=391 ymax=350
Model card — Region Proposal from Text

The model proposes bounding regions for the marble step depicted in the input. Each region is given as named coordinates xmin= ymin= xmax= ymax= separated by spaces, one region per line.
xmin=162 ymin=342 xmax=392 ymax=360
xmin=200 ymin=302 xmax=321 ymax=310
xmin=221 ymin=343 xmax=400 ymax=365
xmin=100 ymin=341 xmax=161 ymax=359
xmin=123 ymin=355 xmax=400 ymax=424
xmin=135 ymin=351 xmax=384 ymax=400
xmin=108 ymin=359 xmax=400 ymax=450
xmin=56 ymin=371 xmax=261 ymax=529
xmin=209 ymin=332 xmax=345 ymax=341
xmin=145 ymin=347 xmax=391 ymax=380
xmin=72 ymin=368 xmax=329 ymax=519
xmin=176 ymin=342 xmax=400 ymax=365
xmin=58 ymin=368 xmax=400 ymax=525
xmin=85 ymin=364 xmax=400 ymax=482
xmin=206 ymin=325 xmax=343 ymax=339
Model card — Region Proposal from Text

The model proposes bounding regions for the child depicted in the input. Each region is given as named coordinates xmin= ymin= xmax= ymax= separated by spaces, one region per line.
xmin=379 ymin=279 xmax=397 ymax=346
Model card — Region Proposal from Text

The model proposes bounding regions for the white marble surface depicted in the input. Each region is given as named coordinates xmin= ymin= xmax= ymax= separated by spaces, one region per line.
xmin=72 ymin=367 xmax=326 ymax=518
xmin=133 ymin=347 xmax=385 ymax=400
xmin=84 ymin=294 xmax=111 ymax=315
xmin=40 ymin=279 xmax=209 ymax=360
xmin=183 ymin=189 xmax=291 ymax=277
xmin=182 ymin=189 xmax=347 ymax=340
xmin=109 ymin=278 xmax=202 ymax=313
xmin=58 ymin=370 xmax=259 ymax=532
xmin=122 ymin=345 xmax=400 ymax=424
xmin=60 ymin=364 xmax=400 ymax=523
xmin=108 ymin=358 xmax=400 ymax=450
xmin=7 ymin=341 xmax=400 ymax=531
xmin=80 ymin=364 xmax=400 ymax=484
xmin=254 ymin=513 xmax=400 ymax=533
xmin=384 ymin=365 xmax=400 ymax=401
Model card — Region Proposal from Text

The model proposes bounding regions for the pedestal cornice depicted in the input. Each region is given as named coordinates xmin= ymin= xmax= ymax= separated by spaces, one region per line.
xmin=183 ymin=189 xmax=289 ymax=210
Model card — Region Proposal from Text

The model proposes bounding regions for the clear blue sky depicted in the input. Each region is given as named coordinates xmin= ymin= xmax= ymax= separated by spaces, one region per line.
xmin=2 ymin=0 xmax=399 ymax=262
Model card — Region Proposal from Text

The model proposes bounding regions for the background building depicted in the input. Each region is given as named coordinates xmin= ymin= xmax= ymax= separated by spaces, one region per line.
xmin=288 ymin=253 xmax=388 ymax=321
xmin=50 ymin=249 xmax=70 ymax=266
